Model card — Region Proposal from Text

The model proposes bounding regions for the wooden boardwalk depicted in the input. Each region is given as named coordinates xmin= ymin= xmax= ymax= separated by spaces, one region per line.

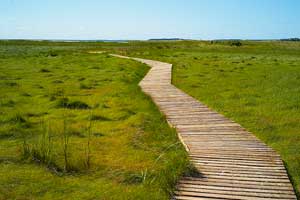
xmin=112 ymin=54 xmax=297 ymax=200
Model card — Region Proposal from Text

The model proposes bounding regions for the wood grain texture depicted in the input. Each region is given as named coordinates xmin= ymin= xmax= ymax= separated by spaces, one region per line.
xmin=111 ymin=54 xmax=296 ymax=199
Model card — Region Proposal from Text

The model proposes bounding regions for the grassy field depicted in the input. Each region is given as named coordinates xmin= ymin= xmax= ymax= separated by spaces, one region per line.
xmin=1 ymin=40 xmax=300 ymax=199
xmin=0 ymin=41 xmax=189 ymax=199
xmin=113 ymin=40 xmax=300 ymax=197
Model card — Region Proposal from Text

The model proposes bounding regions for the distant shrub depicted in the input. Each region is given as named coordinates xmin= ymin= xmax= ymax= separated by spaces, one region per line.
xmin=48 ymin=51 xmax=58 ymax=57
xmin=230 ymin=41 xmax=242 ymax=47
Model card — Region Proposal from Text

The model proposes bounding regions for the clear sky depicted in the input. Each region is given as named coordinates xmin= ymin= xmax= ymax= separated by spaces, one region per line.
xmin=1 ymin=0 xmax=300 ymax=40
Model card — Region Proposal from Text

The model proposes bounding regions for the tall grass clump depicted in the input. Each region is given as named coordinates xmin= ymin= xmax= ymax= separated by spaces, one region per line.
xmin=21 ymin=122 xmax=58 ymax=170
xmin=62 ymin=119 xmax=70 ymax=172
xmin=85 ymin=116 xmax=93 ymax=169
xmin=20 ymin=119 xmax=90 ymax=173
xmin=31 ymin=126 xmax=54 ymax=167
xmin=21 ymin=132 xmax=30 ymax=159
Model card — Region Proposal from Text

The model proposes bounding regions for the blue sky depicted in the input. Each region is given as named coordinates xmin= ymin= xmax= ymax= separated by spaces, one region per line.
xmin=1 ymin=0 xmax=299 ymax=40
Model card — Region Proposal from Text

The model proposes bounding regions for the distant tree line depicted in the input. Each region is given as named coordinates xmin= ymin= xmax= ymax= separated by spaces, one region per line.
xmin=280 ymin=38 xmax=300 ymax=41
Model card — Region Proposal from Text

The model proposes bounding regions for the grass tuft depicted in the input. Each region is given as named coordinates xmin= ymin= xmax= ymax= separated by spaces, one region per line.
xmin=9 ymin=114 xmax=27 ymax=124
xmin=79 ymin=83 xmax=93 ymax=89
xmin=40 ymin=68 xmax=51 ymax=73
xmin=89 ymin=115 xmax=111 ymax=121
xmin=55 ymin=98 xmax=90 ymax=109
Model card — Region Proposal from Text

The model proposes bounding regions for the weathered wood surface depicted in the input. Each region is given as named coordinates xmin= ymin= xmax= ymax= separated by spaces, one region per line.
xmin=111 ymin=54 xmax=297 ymax=199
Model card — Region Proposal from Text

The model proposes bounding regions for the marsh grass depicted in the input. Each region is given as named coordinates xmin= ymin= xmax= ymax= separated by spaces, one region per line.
xmin=20 ymin=118 xmax=97 ymax=174
xmin=30 ymin=125 xmax=56 ymax=168
xmin=21 ymin=121 xmax=60 ymax=172
xmin=6 ymin=39 xmax=298 ymax=197
xmin=0 ymin=41 xmax=189 ymax=200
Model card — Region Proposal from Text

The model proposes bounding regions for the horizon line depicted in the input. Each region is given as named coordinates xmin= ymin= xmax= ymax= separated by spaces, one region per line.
xmin=1 ymin=37 xmax=299 ymax=42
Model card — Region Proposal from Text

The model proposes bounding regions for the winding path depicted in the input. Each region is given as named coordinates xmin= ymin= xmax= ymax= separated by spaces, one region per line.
xmin=111 ymin=54 xmax=297 ymax=200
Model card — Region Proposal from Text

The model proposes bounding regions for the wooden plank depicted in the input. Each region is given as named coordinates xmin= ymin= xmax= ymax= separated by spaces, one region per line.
xmin=179 ymin=179 xmax=294 ymax=191
xmin=193 ymin=170 xmax=289 ymax=179
xmin=175 ymin=188 xmax=296 ymax=199
xmin=175 ymin=190 xmax=295 ymax=200
xmin=176 ymin=183 xmax=295 ymax=194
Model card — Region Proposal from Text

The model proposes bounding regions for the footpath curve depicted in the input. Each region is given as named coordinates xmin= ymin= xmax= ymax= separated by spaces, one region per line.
xmin=111 ymin=54 xmax=296 ymax=200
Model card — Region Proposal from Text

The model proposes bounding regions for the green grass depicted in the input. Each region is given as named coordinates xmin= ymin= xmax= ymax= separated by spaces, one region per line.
xmin=113 ymin=40 xmax=300 ymax=197
xmin=1 ymin=40 xmax=300 ymax=198
xmin=0 ymin=42 xmax=189 ymax=199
